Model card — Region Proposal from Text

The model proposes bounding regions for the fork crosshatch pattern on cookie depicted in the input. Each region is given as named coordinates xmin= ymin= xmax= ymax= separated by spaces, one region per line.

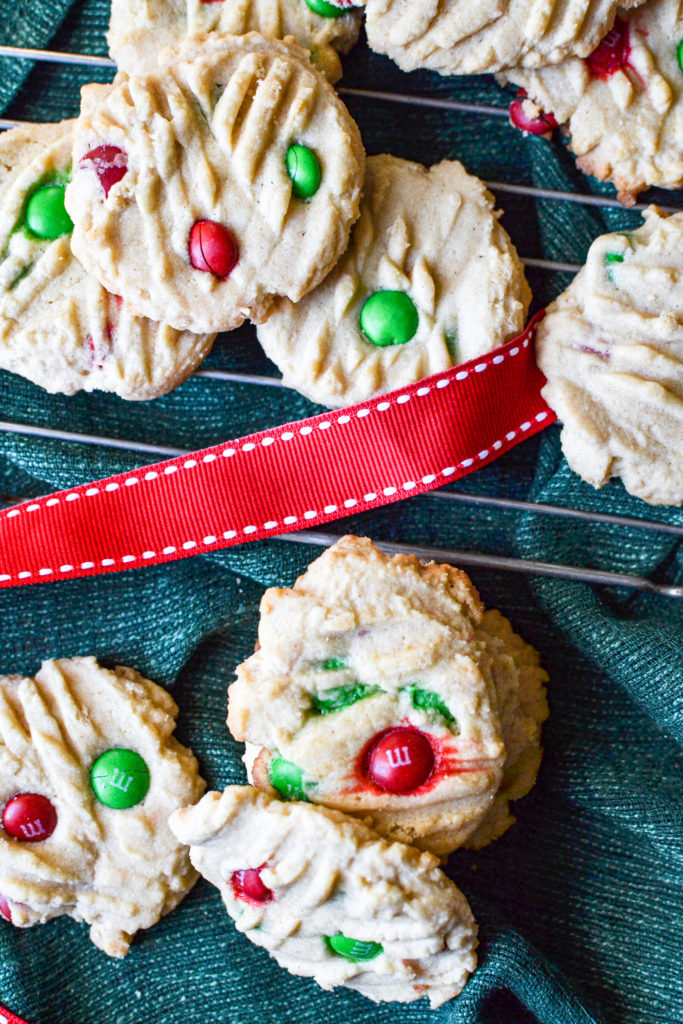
xmin=228 ymin=537 xmax=548 ymax=857
xmin=0 ymin=120 xmax=215 ymax=398
xmin=500 ymin=0 xmax=683 ymax=202
xmin=65 ymin=32 xmax=365 ymax=335
xmin=107 ymin=0 xmax=362 ymax=81
xmin=256 ymin=154 xmax=531 ymax=406
xmin=0 ymin=657 xmax=205 ymax=956
xmin=169 ymin=785 xmax=479 ymax=1006
xmin=364 ymin=0 xmax=648 ymax=76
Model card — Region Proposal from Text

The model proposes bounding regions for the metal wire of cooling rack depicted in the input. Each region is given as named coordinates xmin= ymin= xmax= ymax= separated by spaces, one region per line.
xmin=0 ymin=42 xmax=681 ymax=599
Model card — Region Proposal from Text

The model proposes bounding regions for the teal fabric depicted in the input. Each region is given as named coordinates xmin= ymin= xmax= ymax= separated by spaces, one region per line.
xmin=0 ymin=5 xmax=682 ymax=1024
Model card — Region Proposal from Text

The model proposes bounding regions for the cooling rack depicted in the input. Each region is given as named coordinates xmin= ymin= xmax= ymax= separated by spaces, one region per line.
xmin=0 ymin=39 xmax=681 ymax=600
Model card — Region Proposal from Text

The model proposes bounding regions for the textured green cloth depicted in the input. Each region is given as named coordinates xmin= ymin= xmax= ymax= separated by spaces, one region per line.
xmin=0 ymin=5 xmax=682 ymax=1024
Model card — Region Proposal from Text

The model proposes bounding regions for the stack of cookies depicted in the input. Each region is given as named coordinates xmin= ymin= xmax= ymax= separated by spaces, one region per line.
xmin=0 ymin=536 xmax=549 ymax=1006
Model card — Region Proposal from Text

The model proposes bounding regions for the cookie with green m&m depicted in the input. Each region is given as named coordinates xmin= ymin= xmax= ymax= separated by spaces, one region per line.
xmin=535 ymin=206 xmax=683 ymax=506
xmin=66 ymin=34 xmax=364 ymax=335
xmin=256 ymin=154 xmax=530 ymax=407
xmin=228 ymin=536 xmax=548 ymax=857
xmin=499 ymin=0 xmax=683 ymax=203
xmin=0 ymin=120 xmax=215 ymax=398
xmin=108 ymin=0 xmax=361 ymax=82
xmin=169 ymin=785 xmax=477 ymax=1006
xmin=0 ymin=657 xmax=205 ymax=956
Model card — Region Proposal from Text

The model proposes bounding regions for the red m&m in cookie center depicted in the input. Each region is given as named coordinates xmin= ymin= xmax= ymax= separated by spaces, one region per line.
xmin=2 ymin=793 xmax=57 ymax=842
xmin=189 ymin=220 xmax=239 ymax=278
xmin=231 ymin=866 xmax=274 ymax=905
xmin=365 ymin=727 xmax=435 ymax=793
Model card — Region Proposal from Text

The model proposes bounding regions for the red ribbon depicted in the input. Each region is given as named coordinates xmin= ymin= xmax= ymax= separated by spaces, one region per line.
xmin=0 ymin=1007 xmax=30 ymax=1024
xmin=0 ymin=314 xmax=553 ymax=590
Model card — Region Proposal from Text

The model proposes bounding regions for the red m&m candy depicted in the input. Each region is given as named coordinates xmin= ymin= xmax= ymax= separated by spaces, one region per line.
xmin=365 ymin=728 xmax=435 ymax=793
xmin=2 ymin=793 xmax=57 ymax=842
xmin=189 ymin=220 xmax=239 ymax=278
xmin=585 ymin=19 xmax=630 ymax=79
xmin=80 ymin=145 xmax=128 ymax=198
xmin=0 ymin=894 xmax=12 ymax=922
xmin=231 ymin=866 xmax=274 ymax=905
xmin=509 ymin=90 xmax=558 ymax=136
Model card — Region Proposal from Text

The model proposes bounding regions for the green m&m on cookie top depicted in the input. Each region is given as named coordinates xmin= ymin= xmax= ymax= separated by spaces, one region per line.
xmin=326 ymin=933 xmax=383 ymax=961
xmin=90 ymin=749 xmax=150 ymax=809
xmin=25 ymin=185 xmax=73 ymax=240
xmin=304 ymin=0 xmax=348 ymax=17
xmin=360 ymin=290 xmax=419 ymax=347
xmin=286 ymin=144 xmax=322 ymax=200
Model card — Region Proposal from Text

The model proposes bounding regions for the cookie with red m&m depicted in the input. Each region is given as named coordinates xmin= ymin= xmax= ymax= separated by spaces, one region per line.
xmin=499 ymin=0 xmax=683 ymax=203
xmin=536 ymin=207 xmax=683 ymax=506
xmin=169 ymin=785 xmax=478 ymax=1006
xmin=256 ymin=155 xmax=530 ymax=407
xmin=66 ymin=33 xmax=365 ymax=335
xmin=364 ymin=0 xmax=646 ymax=77
xmin=228 ymin=536 xmax=548 ymax=857
xmin=0 ymin=120 xmax=214 ymax=398
xmin=108 ymin=0 xmax=362 ymax=82
xmin=0 ymin=657 xmax=205 ymax=956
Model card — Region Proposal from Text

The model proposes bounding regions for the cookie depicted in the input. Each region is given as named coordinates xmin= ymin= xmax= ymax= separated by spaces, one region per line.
xmin=169 ymin=785 xmax=478 ymax=1006
xmin=535 ymin=206 xmax=683 ymax=506
xmin=499 ymin=0 xmax=683 ymax=203
xmin=0 ymin=120 xmax=215 ymax=398
xmin=108 ymin=0 xmax=362 ymax=83
xmin=228 ymin=536 xmax=548 ymax=857
xmin=66 ymin=33 xmax=365 ymax=335
xmin=256 ymin=155 xmax=531 ymax=407
xmin=364 ymin=0 xmax=646 ymax=77
xmin=0 ymin=657 xmax=205 ymax=956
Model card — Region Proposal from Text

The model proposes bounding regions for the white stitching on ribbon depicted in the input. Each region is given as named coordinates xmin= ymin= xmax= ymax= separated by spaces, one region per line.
xmin=0 ymin=409 xmax=549 ymax=584
xmin=0 ymin=338 xmax=532 ymax=524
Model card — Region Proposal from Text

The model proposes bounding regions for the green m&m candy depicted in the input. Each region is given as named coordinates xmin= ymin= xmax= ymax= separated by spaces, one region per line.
xmin=321 ymin=657 xmax=348 ymax=671
xmin=286 ymin=144 xmax=322 ymax=200
xmin=677 ymin=37 xmax=683 ymax=73
xmin=90 ymin=749 xmax=150 ymax=809
xmin=360 ymin=291 xmax=419 ymax=347
xmin=312 ymin=682 xmax=380 ymax=715
xmin=326 ymin=933 xmax=383 ymax=961
xmin=25 ymin=185 xmax=73 ymax=240
xmin=269 ymin=754 xmax=308 ymax=801
xmin=604 ymin=251 xmax=624 ymax=283
xmin=404 ymin=684 xmax=457 ymax=728
xmin=305 ymin=0 xmax=347 ymax=17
